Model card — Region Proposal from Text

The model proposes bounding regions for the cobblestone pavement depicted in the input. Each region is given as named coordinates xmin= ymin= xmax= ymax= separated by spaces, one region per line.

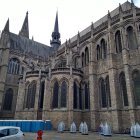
xmin=24 ymin=131 xmax=136 ymax=140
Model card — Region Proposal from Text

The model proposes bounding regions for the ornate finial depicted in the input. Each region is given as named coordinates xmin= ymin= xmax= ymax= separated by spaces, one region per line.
xmin=77 ymin=31 xmax=80 ymax=45
xmin=108 ymin=10 xmax=111 ymax=19
xmin=91 ymin=22 xmax=94 ymax=37
xmin=68 ymin=38 xmax=71 ymax=48
xmin=65 ymin=39 xmax=68 ymax=47
xmin=119 ymin=3 xmax=123 ymax=13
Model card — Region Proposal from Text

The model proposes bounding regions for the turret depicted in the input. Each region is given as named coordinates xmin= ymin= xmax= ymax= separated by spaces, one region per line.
xmin=50 ymin=11 xmax=61 ymax=50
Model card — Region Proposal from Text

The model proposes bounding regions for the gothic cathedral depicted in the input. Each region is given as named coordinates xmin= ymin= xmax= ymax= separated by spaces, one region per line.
xmin=0 ymin=1 xmax=140 ymax=132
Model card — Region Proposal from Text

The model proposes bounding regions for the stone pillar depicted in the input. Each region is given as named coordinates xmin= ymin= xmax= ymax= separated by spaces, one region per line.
xmin=15 ymin=80 xmax=25 ymax=119
xmin=68 ymin=77 xmax=74 ymax=129
xmin=121 ymin=20 xmax=136 ymax=123
xmin=89 ymin=39 xmax=99 ymax=131
xmin=34 ymin=79 xmax=41 ymax=119
xmin=124 ymin=65 xmax=136 ymax=122
xmin=0 ymin=39 xmax=10 ymax=110
xmin=42 ymin=78 xmax=51 ymax=120
xmin=108 ymin=29 xmax=120 ymax=132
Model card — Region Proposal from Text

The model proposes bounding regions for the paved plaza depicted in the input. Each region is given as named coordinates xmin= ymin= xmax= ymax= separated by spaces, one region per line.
xmin=24 ymin=131 xmax=136 ymax=140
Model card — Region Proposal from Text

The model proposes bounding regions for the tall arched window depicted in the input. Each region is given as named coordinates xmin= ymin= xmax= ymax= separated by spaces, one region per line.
xmin=132 ymin=70 xmax=140 ymax=106
xmin=99 ymin=78 xmax=107 ymax=108
xmin=97 ymin=45 xmax=100 ymax=60
xmin=73 ymin=81 xmax=78 ymax=109
xmin=105 ymin=76 xmax=111 ymax=107
xmin=3 ymin=88 xmax=13 ymax=111
xmin=39 ymin=81 xmax=45 ymax=109
xmin=57 ymin=61 xmax=66 ymax=68
xmin=115 ymin=30 xmax=122 ymax=53
xmin=8 ymin=58 xmax=20 ymax=75
xmin=60 ymin=81 xmax=67 ymax=107
xmin=119 ymin=72 xmax=129 ymax=106
xmin=81 ymin=53 xmax=85 ymax=67
xmin=101 ymin=39 xmax=107 ymax=59
xmin=79 ymin=84 xmax=82 ymax=109
xmin=127 ymin=26 xmax=137 ymax=49
xmin=85 ymin=83 xmax=90 ymax=109
xmin=26 ymin=81 xmax=36 ymax=109
xmin=52 ymin=81 xmax=59 ymax=108
xmin=85 ymin=47 xmax=89 ymax=65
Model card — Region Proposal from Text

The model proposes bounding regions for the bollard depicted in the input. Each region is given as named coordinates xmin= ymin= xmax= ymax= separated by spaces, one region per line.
xmin=37 ymin=130 xmax=43 ymax=140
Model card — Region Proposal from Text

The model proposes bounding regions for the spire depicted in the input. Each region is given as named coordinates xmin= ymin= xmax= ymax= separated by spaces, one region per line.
xmin=3 ymin=18 xmax=9 ymax=32
xmin=50 ymin=11 xmax=61 ymax=50
xmin=131 ymin=0 xmax=134 ymax=7
xmin=19 ymin=11 xmax=29 ymax=38
xmin=54 ymin=11 xmax=59 ymax=33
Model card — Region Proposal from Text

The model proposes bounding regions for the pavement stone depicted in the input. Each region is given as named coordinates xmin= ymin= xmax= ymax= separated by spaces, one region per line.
xmin=24 ymin=131 xmax=136 ymax=140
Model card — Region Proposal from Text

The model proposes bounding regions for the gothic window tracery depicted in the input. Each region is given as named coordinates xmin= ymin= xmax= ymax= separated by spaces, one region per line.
xmin=115 ymin=30 xmax=122 ymax=53
xmin=100 ymin=79 xmax=107 ymax=108
xmin=101 ymin=39 xmax=107 ymax=59
xmin=60 ymin=81 xmax=67 ymax=107
xmin=73 ymin=81 xmax=78 ymax=109
xmin=84 ymin=82 xmax=90 ymax=109
xmin=39 ymin=81 xmax=45 ymax=109
xmin=52 ymin=81 xmax=59 ymax=108
xmin=26 ymin=81 xmax=36 ymax=109
xmin=3 ymin=88 xmax=13 ymax=111
xmin=8 ymin=58 xmax=20 ymax=75
xmin=85 ymin=47 xmax=89 ymax=65
xmin=105 ymin=76 xmax=111 ymax=107
xmin=97 ymin=45 xmax=100 ymax=60
xmin=81 ymin=53 xmax=85 ymax=67
xmin=119 ymin=72 xmax=129 ymax=106
xmin=57 ymin=61 xmax=66 ymax=68
xmin=79 ymin=84 xmax=82 ymax=109
xmin=132 ymin=70 xmax=140 ymax=106
xmin=99 ymin=78 xmax=107 ymax=108
xmin=127 ymin=26 xmax=137 ymax=49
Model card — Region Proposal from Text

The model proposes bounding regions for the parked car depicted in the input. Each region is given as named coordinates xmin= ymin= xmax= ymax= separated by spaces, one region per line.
xmin=0 ymin=126 xmax=24 ymax=140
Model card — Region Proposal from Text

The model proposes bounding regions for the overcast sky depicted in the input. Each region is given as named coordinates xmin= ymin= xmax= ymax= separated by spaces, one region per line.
xmin=0 ymin=0 xmax=139 ymax=46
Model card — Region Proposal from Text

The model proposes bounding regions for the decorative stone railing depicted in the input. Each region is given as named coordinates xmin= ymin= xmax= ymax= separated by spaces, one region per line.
xmin=25 ymin=70 xmax=48 ymax=78
xmin=51 ymin=67 xmax=83 ymax=77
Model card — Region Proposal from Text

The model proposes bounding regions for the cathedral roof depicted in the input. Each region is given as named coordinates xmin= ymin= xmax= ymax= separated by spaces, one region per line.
xmin=61 ymin=1 xmax=138 ymax=48
xmin=9 ymin=32 xmax=51 ymax=60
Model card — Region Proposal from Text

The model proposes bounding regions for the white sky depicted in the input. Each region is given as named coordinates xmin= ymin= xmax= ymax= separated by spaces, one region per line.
xmin=0 ymin=0 xmax=140 ymax=46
